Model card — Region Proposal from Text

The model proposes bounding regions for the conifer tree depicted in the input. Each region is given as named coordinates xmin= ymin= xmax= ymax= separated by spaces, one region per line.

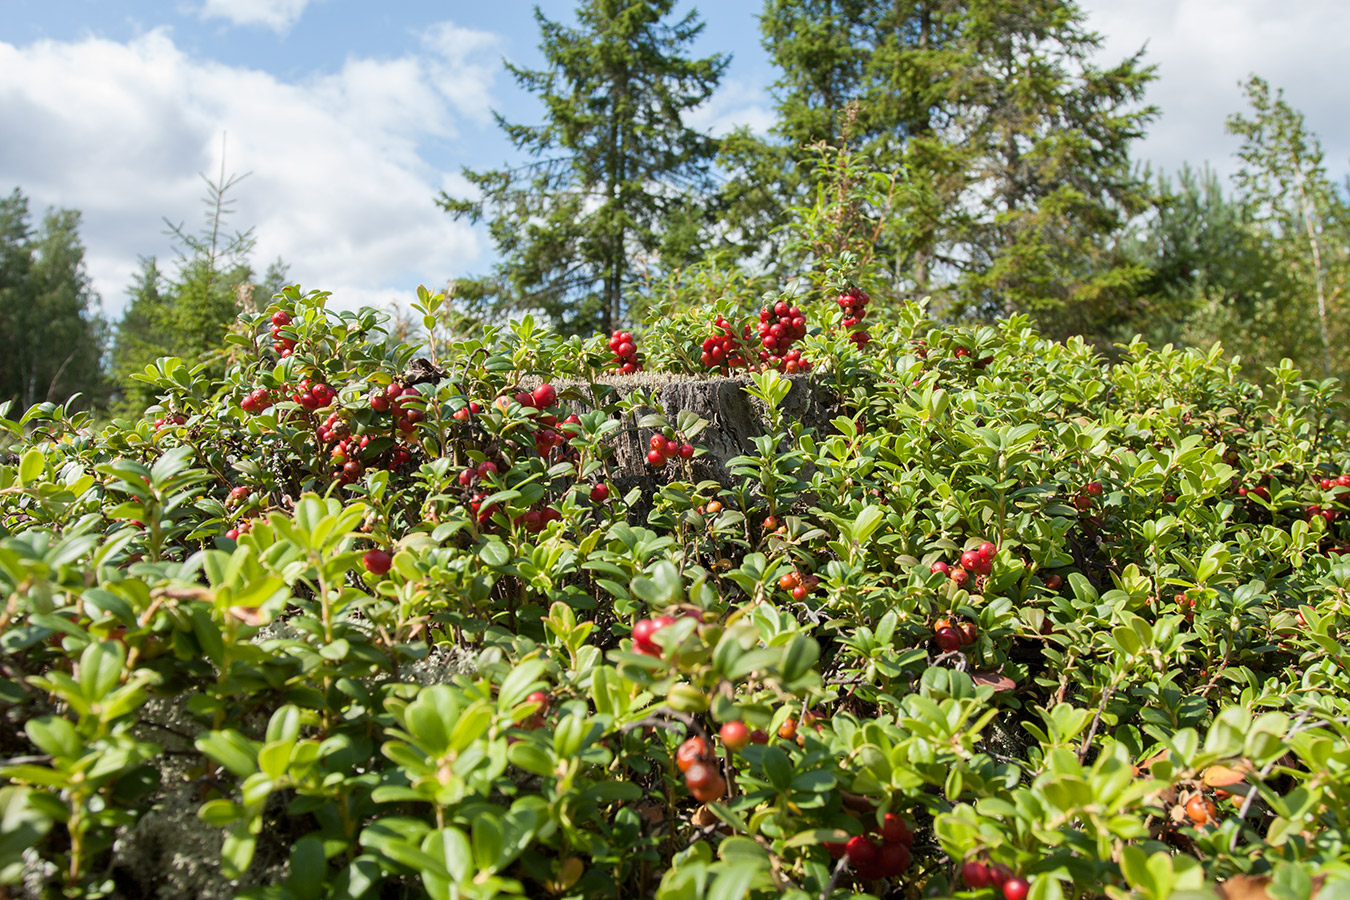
xmin=0 ymin=189 xmax=107 ymax=410
xmin=439 ymin=0 xmax=728 ymax=335
xmin=724 ymin=0 xmax=1157 ymax=331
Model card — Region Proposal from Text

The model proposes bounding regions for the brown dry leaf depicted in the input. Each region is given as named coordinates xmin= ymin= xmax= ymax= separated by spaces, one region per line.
xmin=692 ymin=805 xmax=718 ymax=828
xmin=1203 ymin=762 xmax=1253 ymax=787
xmin=971 ymin=670 xmax=1016 ymax=692
xmin=635 ymin=801 xmax=666 ymax=826
xmin=1217 ymin=873 xmax=1324 ymax=900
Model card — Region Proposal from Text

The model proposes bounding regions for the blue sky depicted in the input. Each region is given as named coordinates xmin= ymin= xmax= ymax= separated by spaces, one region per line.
xmin=3 ymin=0 xmax=1349 ymax=321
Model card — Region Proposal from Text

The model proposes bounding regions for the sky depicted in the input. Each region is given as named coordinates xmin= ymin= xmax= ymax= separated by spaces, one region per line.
xmin=2 ymin=0 xmax=1349 ymax=323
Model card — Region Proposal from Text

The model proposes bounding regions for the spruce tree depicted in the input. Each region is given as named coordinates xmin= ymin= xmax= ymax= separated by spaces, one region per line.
xmin=438 ymin=0 xmax=728 ymax=335
xmin=0 ymin=189 xmax=107 ymax=411
xmin=725 ymin=0 xmax=1157 ymax=332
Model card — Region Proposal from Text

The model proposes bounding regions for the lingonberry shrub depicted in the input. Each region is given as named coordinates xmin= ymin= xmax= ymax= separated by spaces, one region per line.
xmin=3 ymin=284 xmax=1350 ymax=900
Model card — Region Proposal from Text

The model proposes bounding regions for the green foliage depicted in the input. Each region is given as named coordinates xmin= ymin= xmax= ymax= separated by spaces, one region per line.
xmin=1225 ymin=75 xmax=1350 ymax=382
xmin=3 ymin=276 xmax=1350 ymax=897
xmin=438 ymin=0 xmax=728 ymax=336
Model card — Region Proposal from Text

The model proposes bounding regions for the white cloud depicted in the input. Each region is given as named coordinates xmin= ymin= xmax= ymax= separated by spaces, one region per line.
xmin=0 ymin=24 xmax=501 ymax=320
xmin=687 ymin=77 xmax=776 ymax=138
xmin=198 ymin=0 xmax=316 ymax=33
xmin=1078 ymin=0 xmax=1350 ymax=185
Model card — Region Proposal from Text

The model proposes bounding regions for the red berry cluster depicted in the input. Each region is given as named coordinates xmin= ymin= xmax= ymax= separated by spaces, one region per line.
xmin=962 ymin=859 xmax=1029 ymax=900
xmin=294 ymin=379 xmax=336 ymax=412
xmin=675 ymin=736 xmax=726 ymax=803
xmin=647 ymin=432 xmax=695 ymax=468
xmin=954 ymin=346 xmax=995 ymax=368
xmin=459 ymin=460 xmax=505 ymax=525
xmin=224 ymin=518 xmax=253 ymax=541
xmin=756 ymin=301 xmax=812 ymax=373
xmin=608 ymin=330 xmax=642 ymax=374
xmin=269 ymin=310 xmax=296 ymax=357
xmin=513 ymin=506 xmax=562 ymax=534
xmin=1306 ymin=504 xmax=1338 ymax=525
xmin=930 ymin=540 xmax=996 ymax=588
xmin=505 ymin=383 xmax=575 ymax=459
xmin=152 ymin=413 xmax=186 ymax=430
xmin=369 ymin=382 xmax=423 ymax=435
xmin=932 ymin=616 xmax=979 ymax=653
xmin=778 ymin=569 xmax=820 ymax=602
xmin=1318 ymin=473 xmax=1350 ymax=491
xmin=699 ymin=316 xmax=751 ymax=372
xmin=1073 ymin=480 xmax=1103 ymax=511
xmin=836 ymin=287 xmax=871 ymax=349
xmin=827 ymin=813 xmax=914 ymax=881
xmin=240 ymin=387 xmax=273 ymax=414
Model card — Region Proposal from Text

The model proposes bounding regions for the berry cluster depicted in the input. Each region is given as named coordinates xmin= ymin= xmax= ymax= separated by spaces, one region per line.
xmin=827 ymin=813 xmax=914 ymax=881
xmin=293 ymin=379 xmax=336 ymax=412
xmin=152 ymin=413 xmax=186 ymax=430
xmin=223 ymin=518 xmax=253 ymax=542
xmin=929 ymin=540 xmax=997 ymax=588
xmin=777 ymin=569 xmax=820 ymax=602
xmin=607 ymin=330 xmax=642 ymax=374
xmin=647 ymin=432 xmax=695 ymax=468
xmin=675 ymin=736 xmax=726 ymax=803
xmin=836 ymin=287 xmax=871 ymax=348
xmin=458 ymin=460 xmax=505 ymax=525
xmin=954 ymin=345 xmax=995 ymax=368
xmin=269 ymin=310 xmax=296 ymax=357
xmin=239 ymin=387 xmax=273 ymax=414
xmin=756 ymin=301 xmax=812 ymax=373
xmin=931 ymin=616 xmax=979 ymax=653
xmin=699 ymin=316 xmax=751 ymax=372
xmin=369 ymin=382 xmax=423 ymax=435
xmin=1073 ymin=479 xmax=1103 ymax=511
xmin=961 ymin=860 xmax=1030 ymax=900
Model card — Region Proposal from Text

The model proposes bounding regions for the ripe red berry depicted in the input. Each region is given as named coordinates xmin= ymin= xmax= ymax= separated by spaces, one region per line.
xmin=647 ymin=449 xmax=666 ymax=467
xmin=935 ymin=627 xmax=962 ymax=653
xmin=590 ymin=483 xmax=609 ymax=502
xmin=683 ymin=760 xmax=717 ymax=790
xmin=362 ymin=549 xmax=392 ymax=576
xmin=689 ymin=771 xmax=726 ymax=803
xmin=978 ymin=541 xmax=997 ymax=560
xmin=880 ymin=813 xmax=911 ymax=845
xmin=526 ymin=690 xmax=550 ymax=714
xmin=930 ymin=560 xmax=949 ymax=575
xmin=962 ymin=861 xmax=992 ymax=888
xmin=719 ymin=721 xmax=750 ymax=752
xmin=679 ymin=443 xmax=695 ymax=459
xmin=877 ymin=842 xmax=911 ymax=878
xmin=532 ymin=383 xmax=557 ymax=409
xmin=1085 ymin=480 xmax=1103 ymax=496
xmin=271 ymin=310 xmax=291 ymax=326
xmin=844 ymin=836 xmax=878 ymax=868
xmin=960 ymin=549 xmax=983 ymax=571
xmin=1002 ymin=876 xmax=1030 ymax=900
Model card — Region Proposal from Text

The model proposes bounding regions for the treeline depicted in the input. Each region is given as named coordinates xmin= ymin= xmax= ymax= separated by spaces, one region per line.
xmin=3 ymin=0 xmax=1346 ymax=414
xmin=443 ymin=0 xmax=1349 ymax=383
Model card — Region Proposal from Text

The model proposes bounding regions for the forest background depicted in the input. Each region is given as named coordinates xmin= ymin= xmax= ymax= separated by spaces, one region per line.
xmin=2 ymin=0 xmax=1347 ymax=413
